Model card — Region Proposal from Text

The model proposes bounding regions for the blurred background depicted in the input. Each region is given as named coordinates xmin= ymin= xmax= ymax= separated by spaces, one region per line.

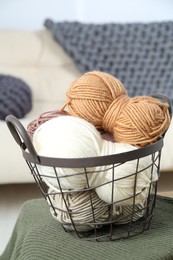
xmin=0 ymin=0 xmax=173 ymax=30
xmin=0 ymin=0 xmax=173 ymax=256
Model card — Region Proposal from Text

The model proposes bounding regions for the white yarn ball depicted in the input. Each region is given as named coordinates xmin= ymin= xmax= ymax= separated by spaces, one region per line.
xmin=32 ymin=115 xmax=158 ymax=206
xmin=32 ymin=116 xmax=102 ymax=190
xmin=92 ymin=141 xmax=158 ymax=206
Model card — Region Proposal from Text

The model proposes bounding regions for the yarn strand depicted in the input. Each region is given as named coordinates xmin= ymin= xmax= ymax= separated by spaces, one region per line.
xmin=61 ymin=71 xmax=127 ymax=128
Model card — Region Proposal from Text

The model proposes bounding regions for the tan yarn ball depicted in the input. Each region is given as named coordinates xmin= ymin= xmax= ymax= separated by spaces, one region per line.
xmin=103 ymin=95 xmax=170 ymax=147
xmin=62 ymin=71 xmax=170 ymax=147
xmin=61 ymin=71 xmax=127 ymax=128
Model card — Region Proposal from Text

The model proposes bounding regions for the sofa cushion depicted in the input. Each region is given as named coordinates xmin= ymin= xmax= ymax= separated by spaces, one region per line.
xmin=0 ymin=74 xmax=32 ymax=120
xmin=0 ymin=30 xmax=76 ymax=66
xmin=0 ymin=29 xmax=81 ymax=103
xmin=0 ymin=65 xmax=80 ymax=102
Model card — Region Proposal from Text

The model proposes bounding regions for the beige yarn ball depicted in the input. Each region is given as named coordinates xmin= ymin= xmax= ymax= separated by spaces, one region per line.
xmin=47 ymin=188 xmax=146 ymax=231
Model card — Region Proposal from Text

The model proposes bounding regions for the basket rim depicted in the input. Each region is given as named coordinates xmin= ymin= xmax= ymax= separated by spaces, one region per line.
xmin=22 ymin=137 xmax=163 ymax=168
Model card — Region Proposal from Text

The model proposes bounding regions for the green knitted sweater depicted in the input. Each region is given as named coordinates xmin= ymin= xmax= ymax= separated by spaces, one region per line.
xmin=1 ymin=196 xmax=173 ymax=260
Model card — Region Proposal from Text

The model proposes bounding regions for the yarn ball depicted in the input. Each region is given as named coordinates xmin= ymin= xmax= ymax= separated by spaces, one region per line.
xmin=30 ymin=111 xmax=158 ymax=229
xmin=32 ymin=115 xmax=102 ymax=190
xmin=47 ymin=189 xmax=111 ymax=231
xmin=0 ymin=74 xmax=32 ymax=120
xmin=32 ymin=114 xmax=157 ymax=207
xmin=47 ymin=188 xmax=145 ymax=231
xmin=27 ymin=110 xmax=68 ymax=137
xmin=62 ymin=71 xmax=170 ymax=147
xmin=62 ymin=71 xmax=127 ymax=128
xmin=27 ymin=109 xmax=114 ymax=142
xmin=92 ymin=140 xmax=158 ymax=206
xmin=102 ymin=95 xmax=170 ymax=147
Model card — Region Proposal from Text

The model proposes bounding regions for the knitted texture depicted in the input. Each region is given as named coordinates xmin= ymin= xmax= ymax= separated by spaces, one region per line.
xmin=0 ymin=74 xmax=32 ymax=120
xmin=1 ymin=197 xmax=173 ymax=260
xmin=44 ymin=19 xmax=173 ymax=103
xmin=62 ymin=71 xmax=170 ymax=147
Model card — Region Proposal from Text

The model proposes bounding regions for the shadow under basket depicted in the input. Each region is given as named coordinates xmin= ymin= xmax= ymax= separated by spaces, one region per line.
xmin=5 ymin=105 xmax=169 ymax=242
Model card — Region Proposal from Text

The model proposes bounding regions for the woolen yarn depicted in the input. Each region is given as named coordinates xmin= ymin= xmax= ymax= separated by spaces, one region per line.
xmin=32 ymin=115 xmax=102 ymax=190
xmin=47 ymin=188 xmax=146 ymax=231
xmin=47 ymin=188 xmax=111 ymax=231
xmin=32 ymin=115 xmax=157 ymax=207
xmin=27 ymin=110 xmax=68 ymax=137
xmin=62 ymin=71 xmax=170 ymax=147
xmin=30 ymin=113 xmax=157 ymax=230
xmin=62 ymin=71 xmax=127 ymax=128
xmin=93 ymin=140 xmax=158 ymax=205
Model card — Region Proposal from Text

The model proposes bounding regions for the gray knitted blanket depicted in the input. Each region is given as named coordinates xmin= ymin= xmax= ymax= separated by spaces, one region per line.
xmin=44 ymin=19 xmax=173 ymax=103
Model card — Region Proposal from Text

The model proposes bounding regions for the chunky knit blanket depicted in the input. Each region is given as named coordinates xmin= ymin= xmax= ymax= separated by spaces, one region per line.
xmin=45 ymin=19 xmax=173 ymax=103
xmin=0 ymin=74 xmax=32 ymax=120
xmin=1 ymin=196 xmax=173 ymax=260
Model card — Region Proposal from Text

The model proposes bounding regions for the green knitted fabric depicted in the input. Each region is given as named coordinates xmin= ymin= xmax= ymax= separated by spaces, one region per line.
xmin=1 ymin=196 xmax=173 ymax=260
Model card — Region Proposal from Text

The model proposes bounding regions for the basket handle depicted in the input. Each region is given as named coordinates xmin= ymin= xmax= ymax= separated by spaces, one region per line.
xmin=5 ymin=115 xmax=40 ymax=163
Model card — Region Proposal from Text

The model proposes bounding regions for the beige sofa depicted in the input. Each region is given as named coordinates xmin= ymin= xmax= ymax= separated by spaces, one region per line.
xmin=0 ymin=29 xmax=81 ymax=184
xmin=0 ymin=29 xmax=172 ymax=184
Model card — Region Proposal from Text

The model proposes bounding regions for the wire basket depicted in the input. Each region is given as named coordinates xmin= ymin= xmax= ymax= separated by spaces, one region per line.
xmin=6 ymin=94 xmax=171 ymax=242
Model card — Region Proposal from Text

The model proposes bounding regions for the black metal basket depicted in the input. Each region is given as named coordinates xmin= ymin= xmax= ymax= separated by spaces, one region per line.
xmin=5 ymin=94 xmax=171 ymax=242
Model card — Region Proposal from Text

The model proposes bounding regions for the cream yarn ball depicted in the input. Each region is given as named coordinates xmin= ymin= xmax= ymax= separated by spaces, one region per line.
xmin=32 ymin=115 xmax=158 ymax=206
xmin=93 ymin=141 xmax=158 ymax=206
xmin=47 ymin=188 xmax=112 ymax=231
xmin=32 ymin=115 xmax=102 ymax=190
xmin=47 ymin=188 xmax=146 ymax=231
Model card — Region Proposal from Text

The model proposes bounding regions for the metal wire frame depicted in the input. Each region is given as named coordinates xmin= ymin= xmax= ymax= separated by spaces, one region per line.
xmin=23 ymin=145 xmax=160 ymax=242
